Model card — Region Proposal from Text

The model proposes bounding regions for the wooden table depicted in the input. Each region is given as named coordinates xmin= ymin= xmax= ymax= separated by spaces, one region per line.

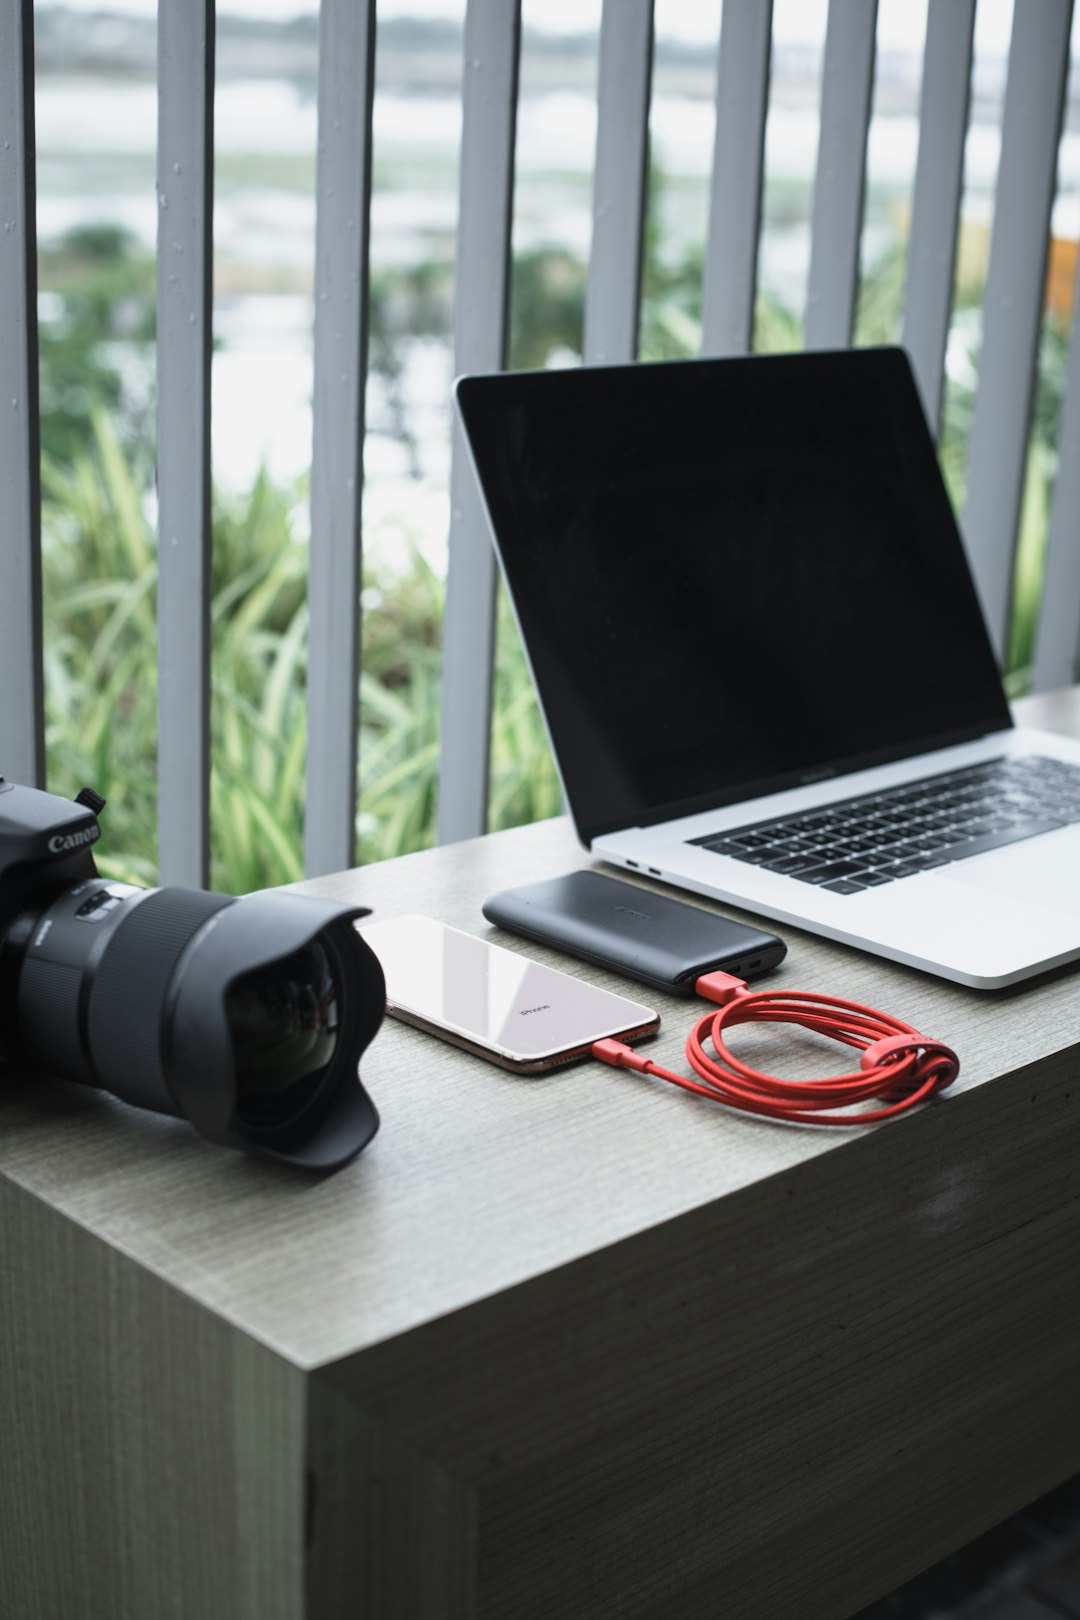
xmin=2 ymin=691 xmax=1079 ymax=1620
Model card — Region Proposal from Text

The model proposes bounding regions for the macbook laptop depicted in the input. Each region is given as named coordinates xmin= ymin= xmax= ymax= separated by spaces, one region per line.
xmin=455 ymin=348 xmax=1080 ymax=988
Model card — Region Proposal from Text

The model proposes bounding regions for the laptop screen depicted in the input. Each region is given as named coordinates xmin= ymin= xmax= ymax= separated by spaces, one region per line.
xmin=456 ymin=348 xmax=1012 ymax=845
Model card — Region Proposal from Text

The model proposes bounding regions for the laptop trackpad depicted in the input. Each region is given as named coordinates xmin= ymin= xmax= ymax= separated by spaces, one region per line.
xmin=947 ymin=828 xmax=1080 ymax=917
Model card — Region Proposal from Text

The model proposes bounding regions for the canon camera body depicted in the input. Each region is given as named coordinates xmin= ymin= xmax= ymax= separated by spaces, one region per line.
xmin=0 ymin=778 xmax=383 ymax=1169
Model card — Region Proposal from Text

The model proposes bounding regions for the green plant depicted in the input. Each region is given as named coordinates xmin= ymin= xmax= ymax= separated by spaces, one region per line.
xmin=41 ymin=411 xmax=559 ymax=891
xmin=937 ymin=308 xmax=1073 ymax=694
xmin=42 ymin=416 xmax=313 ymax=890
xmin=490 ymin=585 xmax=561 ymax=830
xmin=510 ymin=247 xmax=588 ymax=370
xmin=42 ymin=409 xmax=160 ymax=883
xmin=356 ymin=544 xmax=445 ymax=863
xmin=37 ymin=223 xmax=157 ymax=469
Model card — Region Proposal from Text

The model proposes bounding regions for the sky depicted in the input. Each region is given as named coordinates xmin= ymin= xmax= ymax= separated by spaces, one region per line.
xmin=40 ymin=0 xmax=1036 ymax=54
xmin=38 ymin=0 xmax=1080 ymax=74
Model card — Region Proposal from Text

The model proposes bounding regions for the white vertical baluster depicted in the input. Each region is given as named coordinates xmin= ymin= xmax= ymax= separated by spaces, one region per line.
xmin=156 ymin=0 xmax=215 ymax=885
xmin=437 ymin=0 xmax=521 ymax=845
xmin=0 ymin=0 xmax=44 ymax=787
xmin=962 ymin=0 xmax=1074 ymax=662
xmin=804 ymin=0 xmax=878 ymax=350
xmin=701 ymin=0 xmax=773 ymax=358
xmin=305 ymin=0 xmax=377 ymax=877
xmin=584 ymin=0 xmax=654 ymax=365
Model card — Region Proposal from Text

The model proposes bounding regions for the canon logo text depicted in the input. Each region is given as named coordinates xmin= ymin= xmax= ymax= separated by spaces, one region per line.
xmin=48 ymin=826 xmax=100 ymax=854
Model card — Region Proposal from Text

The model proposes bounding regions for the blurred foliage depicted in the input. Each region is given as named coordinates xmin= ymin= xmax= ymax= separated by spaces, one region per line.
xmin=38 ymin=175 xmax=1075 ymax=888
xmin=42 ymin=412 xmax=557 ymax=891
xmin=510 ymin=247 xmax=587 ymax=370
xmin=37 ymin=222 xmax=157 ymax=469
xmin=639 ymin=167 xmax=704 ymax=362
xmin=43 ymin=409 xmax=159 ymax=885
xmin=368 ymin=259 xmax=452 ymax=476
xmin=38 ymin=223 xmax=563 ymax=892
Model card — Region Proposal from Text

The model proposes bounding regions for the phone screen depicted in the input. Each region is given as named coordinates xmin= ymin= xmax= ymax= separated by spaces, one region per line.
xmin=359 ymin=915 xmax=659 ymax=1070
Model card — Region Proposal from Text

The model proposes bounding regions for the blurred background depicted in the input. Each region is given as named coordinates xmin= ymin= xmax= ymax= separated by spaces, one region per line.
xmin=32 ymin=0 xmax=1080 ymax=890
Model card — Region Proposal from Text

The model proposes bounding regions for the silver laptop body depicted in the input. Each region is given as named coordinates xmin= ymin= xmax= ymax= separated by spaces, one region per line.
xmin=456 ymin=349 xmax=1080 ymax=989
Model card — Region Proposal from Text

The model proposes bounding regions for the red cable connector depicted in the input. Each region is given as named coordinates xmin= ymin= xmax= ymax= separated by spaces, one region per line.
xmin=693 ymin=968 xmax=749 ymax=1006
xmin=592 ymin=969 xmax=958 ymax=1127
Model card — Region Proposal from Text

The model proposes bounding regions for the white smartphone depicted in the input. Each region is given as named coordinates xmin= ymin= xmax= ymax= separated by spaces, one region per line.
xmin=359 ymin=914 xmax=659 ymax=1072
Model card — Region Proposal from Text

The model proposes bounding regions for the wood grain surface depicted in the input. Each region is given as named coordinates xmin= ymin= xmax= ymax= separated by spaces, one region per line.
xmin=1 ymin=691 xmax=1078 ymax=1617
xmin=0 ymin=1173 xmax=305 ymax=1620
xmin=307 ymin=1040 xmax=1080 ymax=1617
xmin=1 ymin=734 xmax=1079 ymax=1370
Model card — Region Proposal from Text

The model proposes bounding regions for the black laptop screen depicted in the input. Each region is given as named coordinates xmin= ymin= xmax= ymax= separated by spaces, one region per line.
xmin=456 ymin=349 xmax=1012 ymax=845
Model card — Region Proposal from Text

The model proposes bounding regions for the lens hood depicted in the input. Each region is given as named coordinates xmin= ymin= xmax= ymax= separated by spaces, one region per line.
xmin=165 ymin=891 xmax=384 ymax=1169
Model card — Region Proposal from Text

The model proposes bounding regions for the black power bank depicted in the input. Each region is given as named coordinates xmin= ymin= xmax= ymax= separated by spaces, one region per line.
xmin=482 ymin=871 xmax=786 ymax=995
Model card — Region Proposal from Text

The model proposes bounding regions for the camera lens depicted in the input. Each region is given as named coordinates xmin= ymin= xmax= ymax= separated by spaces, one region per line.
xmin=0 ymin=781 xmax=383 ymax=1169
xmin=228 ymin=941 xmax=340 ymax=1128
xmin=10 ymin=879 xmax=383 ymax=1168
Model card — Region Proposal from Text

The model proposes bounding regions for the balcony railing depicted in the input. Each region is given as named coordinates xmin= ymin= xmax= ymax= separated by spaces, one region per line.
xmin=3 ymin=0 xmax=1079 ymax=888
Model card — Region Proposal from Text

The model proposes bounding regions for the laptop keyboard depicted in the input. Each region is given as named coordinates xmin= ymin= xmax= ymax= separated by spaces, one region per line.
xmin=688 ymin=756 xmax=1080 ymax=894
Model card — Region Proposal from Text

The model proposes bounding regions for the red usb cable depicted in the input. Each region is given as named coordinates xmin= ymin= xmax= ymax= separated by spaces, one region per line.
xmin=592 ymin=970 xmax=958 ymax=1126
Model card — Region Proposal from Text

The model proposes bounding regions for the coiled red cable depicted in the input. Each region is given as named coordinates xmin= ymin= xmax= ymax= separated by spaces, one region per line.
xmin=592 ymin=970 xmax=958 ymax=1126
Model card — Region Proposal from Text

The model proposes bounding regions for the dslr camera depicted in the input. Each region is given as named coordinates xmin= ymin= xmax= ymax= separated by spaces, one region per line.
xmin=0 ymin=778 xmax=384 ymax=1169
